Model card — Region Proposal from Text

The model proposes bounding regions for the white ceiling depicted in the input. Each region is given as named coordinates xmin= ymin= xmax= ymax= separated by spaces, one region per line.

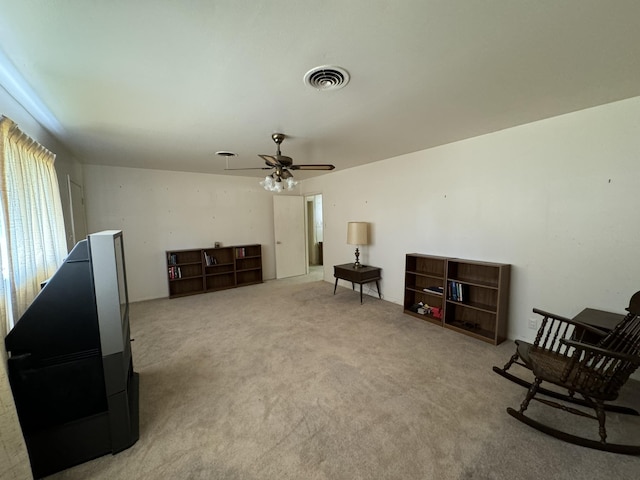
xmin=1 ymin=1 xmax=639 ymax=180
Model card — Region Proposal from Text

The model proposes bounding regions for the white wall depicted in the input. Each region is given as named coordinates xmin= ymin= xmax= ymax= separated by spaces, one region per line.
xmin=302 ymin=96 xmax=640 ymax=343
xmin=83 ymin=165 xmax=278 ymax=301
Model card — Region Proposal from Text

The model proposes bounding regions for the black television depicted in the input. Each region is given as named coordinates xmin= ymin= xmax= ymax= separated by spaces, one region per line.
xmin=5 ymin=230 xmax=139 ymax=478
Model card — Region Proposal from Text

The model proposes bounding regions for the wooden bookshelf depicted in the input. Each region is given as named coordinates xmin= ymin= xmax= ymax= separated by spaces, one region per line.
xmin=234 ymin=244 xmax=264 ymax=287
xmin=403 ymin=254 xmax=447 ymax=326
xmin=167 ymin=244 xmax=262 ymax=298
xmin=403 ymin=254 xmax=510 ymax=345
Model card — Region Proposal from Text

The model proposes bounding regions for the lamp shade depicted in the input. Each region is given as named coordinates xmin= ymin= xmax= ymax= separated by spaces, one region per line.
xmin=347 ymin=222 xmax=368 ymax=245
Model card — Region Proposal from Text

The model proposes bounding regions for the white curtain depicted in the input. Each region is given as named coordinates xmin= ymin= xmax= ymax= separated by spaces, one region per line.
xmin=0 ymin=115 xmax=67 ymax=333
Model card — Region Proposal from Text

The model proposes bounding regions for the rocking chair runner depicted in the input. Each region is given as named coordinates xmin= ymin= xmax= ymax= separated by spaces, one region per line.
xmin=500 ymin=291 xmax=640 ymax=454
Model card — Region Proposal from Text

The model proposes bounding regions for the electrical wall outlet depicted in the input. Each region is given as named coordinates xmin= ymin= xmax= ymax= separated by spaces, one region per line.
xmin=528 ymin=318 xmax=537 ymax=329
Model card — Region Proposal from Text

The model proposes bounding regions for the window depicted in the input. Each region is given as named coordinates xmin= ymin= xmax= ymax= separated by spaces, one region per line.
xmin=0 ymin=116 xmax=67 ymax=334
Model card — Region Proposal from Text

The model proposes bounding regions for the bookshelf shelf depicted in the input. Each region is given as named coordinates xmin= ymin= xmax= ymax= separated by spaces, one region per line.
xmin=166 ymin=244 xmax=262 ymax=298
xmin=403 ymin=254 xmax=510 ymax=345
xmin=445 ymin=321 xmax=495 ymax=342
xmin=447 ymin=278 xmax=499 ymax=290
xmin=445 ymin=299 xmax=497 ymax=314
xmin=169 ymin=274 xmax=203 ymax=281
xmin=406 ymin=271 xmax=443 ymax=281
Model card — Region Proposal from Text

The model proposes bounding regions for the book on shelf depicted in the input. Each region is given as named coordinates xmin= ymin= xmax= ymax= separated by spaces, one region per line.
xmin=447 ymin=280 xmax=463 ymax=302
xmin=448 ymin=281 xmax=467 ymax=302
xmin=168 ymin=253 xmax=178 ymax=265
xmin=168 ymin=266 xmax=182 ymax=279
xmin=203 ymin=252 xmax=217 ymax=266
xmin=423 ymin=286 xmax=443 ymax=295
xmin=236 ymin=247 xmax=246 ymax=259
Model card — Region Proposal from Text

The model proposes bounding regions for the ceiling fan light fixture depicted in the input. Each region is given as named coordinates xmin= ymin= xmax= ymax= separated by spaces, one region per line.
xmin=260 ymin=171 xmax=298 ymax=192
xmin=304 ymin=65 xmax=350 ymax=91
xmin=285 ymin=177 xmax=298 ymax=189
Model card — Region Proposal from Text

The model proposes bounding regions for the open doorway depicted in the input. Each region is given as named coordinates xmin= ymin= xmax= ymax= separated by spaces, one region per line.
xmin=67 ymin=175 xmax=88 ymax=246
xmin=305 ymin=194 xmax=324 ymax=279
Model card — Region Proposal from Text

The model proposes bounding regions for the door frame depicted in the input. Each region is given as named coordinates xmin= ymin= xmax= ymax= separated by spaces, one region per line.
xmin=304 ymin=193 xmax=324 ymax=267
xmin=67 ymin=175 xmax=88 ymax=246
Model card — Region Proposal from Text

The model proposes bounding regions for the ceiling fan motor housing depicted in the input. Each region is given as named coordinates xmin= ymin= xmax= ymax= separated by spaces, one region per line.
xmin=229 ymin=132 xmax=335 ymax=175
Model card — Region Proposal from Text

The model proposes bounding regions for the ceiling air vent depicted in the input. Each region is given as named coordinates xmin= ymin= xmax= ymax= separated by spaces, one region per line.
xmin=303 ymin=65 xmax=350 ymax=91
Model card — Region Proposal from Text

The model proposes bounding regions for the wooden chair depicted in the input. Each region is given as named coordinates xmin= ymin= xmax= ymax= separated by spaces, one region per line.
xmin=493 ymin=307 xmax=639 ymax=415
xmin=502 ymin=291 xmax=640 ymax=453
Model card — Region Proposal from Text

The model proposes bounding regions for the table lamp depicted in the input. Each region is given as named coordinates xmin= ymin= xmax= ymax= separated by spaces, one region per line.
xmin=347 ymin=222 xmax=368 ymax=268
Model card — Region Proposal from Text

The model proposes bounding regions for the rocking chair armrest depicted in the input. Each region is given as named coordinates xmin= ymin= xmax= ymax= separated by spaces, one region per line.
xmin=532 ymin=308 xmax=572 ymax=323
xmin=560 ymin=339 xmax=640 ymax=365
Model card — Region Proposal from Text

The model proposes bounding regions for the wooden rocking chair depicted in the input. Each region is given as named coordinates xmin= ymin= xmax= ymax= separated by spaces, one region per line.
xmin=504 ymin=291 xmax=640 ymax=453
xmin=493 ymin=307 xmax=639 ymax=416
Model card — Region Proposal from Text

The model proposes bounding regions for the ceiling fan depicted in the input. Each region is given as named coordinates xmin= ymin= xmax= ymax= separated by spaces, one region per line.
xmin=226 ymin=133 xmax=335 ymax=191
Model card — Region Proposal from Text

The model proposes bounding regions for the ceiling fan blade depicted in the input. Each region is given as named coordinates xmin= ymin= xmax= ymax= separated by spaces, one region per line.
xmin=257 ymin=134 xmax=329 ymax=173
xmin=289 ymin=164 xmax=336 ymax=171
xmin=258 ymin=154 xmax=280 ymax=167
xmin=224 ymin=167 xmax=272 ymax=171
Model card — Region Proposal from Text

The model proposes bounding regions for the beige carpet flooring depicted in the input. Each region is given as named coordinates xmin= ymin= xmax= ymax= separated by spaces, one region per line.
xmin=46 ymin=272 xmax=640 ymax=479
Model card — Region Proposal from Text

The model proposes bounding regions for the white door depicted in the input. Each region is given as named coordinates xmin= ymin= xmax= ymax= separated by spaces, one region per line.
xmin=273 ymin=195 xmax=307 ymax=279
xmin=67 ymin=175 xmax=88 ymax=245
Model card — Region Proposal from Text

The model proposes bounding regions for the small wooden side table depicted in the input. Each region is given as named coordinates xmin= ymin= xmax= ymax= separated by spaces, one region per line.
xmin=333 ymin=263 xmax=382 ymax=304
xmin=572 ymin=307 xmax=624 ymax=344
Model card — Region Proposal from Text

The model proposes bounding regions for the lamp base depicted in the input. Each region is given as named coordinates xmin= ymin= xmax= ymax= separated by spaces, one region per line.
xmin=353 ymin=247 xmax=362 ymax=269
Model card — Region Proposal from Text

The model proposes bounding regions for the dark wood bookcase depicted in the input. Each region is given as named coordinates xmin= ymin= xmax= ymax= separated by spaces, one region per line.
xmin=404 ymin=254 xmax=447 ymax=326
xmin=234 ymin=245 xmax=263 ymax=287
xmin=167 ymin=244 xmax=262 ymax=298
xmin=404 ymin=254 xmax=510 ymax=345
